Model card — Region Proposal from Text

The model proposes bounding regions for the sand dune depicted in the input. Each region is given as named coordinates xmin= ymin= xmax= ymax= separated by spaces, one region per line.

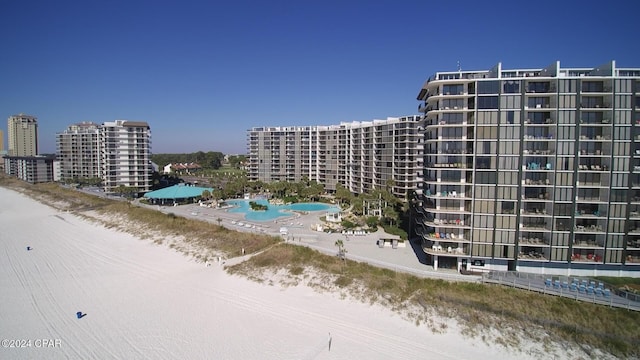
xmin=1 ymin=187 xmax=558 ymax=359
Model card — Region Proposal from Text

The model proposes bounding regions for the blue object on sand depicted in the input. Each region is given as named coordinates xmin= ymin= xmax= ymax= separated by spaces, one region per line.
xmin=76 ymin=312 xmax=83 ymax=319
xmin=27 ymin=246 xmax=31 ymax=251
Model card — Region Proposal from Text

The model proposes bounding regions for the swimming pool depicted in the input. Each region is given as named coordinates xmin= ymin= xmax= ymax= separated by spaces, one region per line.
xmin=226 ymin=199 xmax=339 ymax=221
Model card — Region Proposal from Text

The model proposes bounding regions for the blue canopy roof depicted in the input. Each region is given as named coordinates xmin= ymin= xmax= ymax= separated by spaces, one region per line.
xmin=143 ymin=184 xmax=213 ymax=200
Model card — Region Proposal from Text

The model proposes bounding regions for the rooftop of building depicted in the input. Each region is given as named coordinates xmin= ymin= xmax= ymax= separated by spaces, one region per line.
xmin=428 ymin=60 xmax=640 ymax=82
xmin=249 ymin=116 xmax=421 ymax=132
xmin=143 ymin=183 xmax=213 ymax=200
xmin=417 ymin=60 xmax=640 ymax=100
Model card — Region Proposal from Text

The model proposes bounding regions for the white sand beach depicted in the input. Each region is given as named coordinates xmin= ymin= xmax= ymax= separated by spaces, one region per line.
xmin=0 ymin=186 xmax=569 ymax=359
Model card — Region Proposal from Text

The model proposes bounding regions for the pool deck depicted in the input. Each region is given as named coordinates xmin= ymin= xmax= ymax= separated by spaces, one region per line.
xmin=138 ymin=200 xmax=474 ymax=282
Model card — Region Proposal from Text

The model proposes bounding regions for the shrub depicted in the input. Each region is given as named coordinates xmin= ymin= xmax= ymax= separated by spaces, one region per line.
xmin=366 ymin=216 xmax=379 ymax=229
xmin=341 ymin=219 xmax=356 ymax=229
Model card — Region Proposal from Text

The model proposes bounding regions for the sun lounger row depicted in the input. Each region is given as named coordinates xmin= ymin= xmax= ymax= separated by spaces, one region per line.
xmin=342 ymin=230 xmax=367 ymax=235
xmin=544 ymin=278 xmax=611 ymax=297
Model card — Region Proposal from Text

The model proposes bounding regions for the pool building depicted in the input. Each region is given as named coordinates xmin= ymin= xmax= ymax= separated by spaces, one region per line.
xmin=144 ymin=184 xmax=213 ymax=205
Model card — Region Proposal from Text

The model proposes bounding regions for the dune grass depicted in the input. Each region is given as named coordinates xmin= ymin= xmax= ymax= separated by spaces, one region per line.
xmin=0 ymin=177 xmax=280 ymax=258
xmin=227 ymin=243 xmax=640 ymax=358
xmin=2 ymin=176 xmax=639 ymax=357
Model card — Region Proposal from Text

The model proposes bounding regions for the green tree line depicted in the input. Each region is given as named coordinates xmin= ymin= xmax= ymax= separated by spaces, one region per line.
xmin=151 ymin=151 xmax=225 ymax=170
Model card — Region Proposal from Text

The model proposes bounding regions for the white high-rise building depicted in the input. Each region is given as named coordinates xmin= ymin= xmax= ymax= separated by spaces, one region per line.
xmin=54 ymin=120 xmax=152 ymax=193
xmin=99 ymin=120 xmax=152 ymax=193
xmin=56 ymin=122 xmax=100 ymax=182
xmin=247 ymin=116 xmax=422 ymax=199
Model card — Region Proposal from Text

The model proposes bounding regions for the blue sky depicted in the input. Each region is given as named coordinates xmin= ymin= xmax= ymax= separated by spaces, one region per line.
xmin=1 ymin=0 xmax=638 ymax=154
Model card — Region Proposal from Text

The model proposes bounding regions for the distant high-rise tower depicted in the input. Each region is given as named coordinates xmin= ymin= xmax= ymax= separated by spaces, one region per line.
xmin=0 ymin=129 xmax=4 ymax=152
xmin=7 ymin=114 xmax=38 ymax=156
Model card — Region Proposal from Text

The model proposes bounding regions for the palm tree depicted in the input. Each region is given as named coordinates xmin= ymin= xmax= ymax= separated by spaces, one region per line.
xmin=334 ymin=239 xmax=347 ymax=263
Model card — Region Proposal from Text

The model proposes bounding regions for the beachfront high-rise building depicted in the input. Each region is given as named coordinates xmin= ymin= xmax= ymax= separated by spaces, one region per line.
xmin=56 ymin=122 xmax=101 ymax=182
xmin=247 ymin=116 xmax=422 ymax=199
xmin=99 ymin=120 xmax=152 ymax=193
xmin=53 ymin=120 xmax=152 ymax=193
xmin=414 ymin=60 xmax=640 ymax=276
xmin=7 ymin=114 xmax=38 ymax=156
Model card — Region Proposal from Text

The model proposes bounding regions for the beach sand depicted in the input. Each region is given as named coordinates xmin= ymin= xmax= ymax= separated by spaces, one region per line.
xmin=0 ymin=187 xmax=572 ymax=359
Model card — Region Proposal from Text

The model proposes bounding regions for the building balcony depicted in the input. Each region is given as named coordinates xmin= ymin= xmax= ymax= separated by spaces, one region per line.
xmin=579 ymin=149 xmax=607 ymax=156
xmin=522 ymin=193 xmax=551 ymax=201
xmin=523 ymin=149 xmax=554 ymax=155
xmin=524 ymin=117 xmax=555 ymax=124
xmin=432 ymin=206 xmax=472 ymax=214
xmin=626 ymin=239 xmax=640 ymax=249
xmin=576 ymin=197 xmax=608 ymax=203
xmin=425 ymin=232 xmax=470 ymax=243
xmin=523 ymin=178 xmax=551 ymax=186
xmin=578 ymin=164 xmax=609 ymax=171
xmin=574 ymin=224 xmax=604 ymax=233
xmin=517 ymin=250 xmax=549 ymax=261
xmin=422 ymin=240 xmax=469 ymax=256
xmin=523 ymin=135 xmax=555 ymax=141
xmin=580 ymin=118 xmax=611 ymax=125
xmin=427 ymin=163 xmax=469 ymax=169
xmin=521 ymin=219 xmax=551 ymax=230
xmin=571 ymin=252 xmax=603 ymax=263
xmin=521 ymin=208 xmax=550 ymax=216
xmin=626 ymin=254 xmax=640 ymax=264
xmin=518 ymin=236 xmax=549 ymax=246
xmin=525 ymin=84 xmax=556 ymax=94
xmin=430 ymin=190 xmax=467 ymax=198
xmin=578 ymin=135 xmax=611 ymax=141
xmin=426 ymin=218 xmax=470 ymax=228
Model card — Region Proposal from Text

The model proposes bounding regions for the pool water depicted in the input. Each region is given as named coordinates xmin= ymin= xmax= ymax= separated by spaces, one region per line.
xmin=226 ymin=199 xmax=339 ymax=221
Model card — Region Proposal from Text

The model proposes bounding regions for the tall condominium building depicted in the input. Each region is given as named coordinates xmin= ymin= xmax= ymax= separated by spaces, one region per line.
xmin=414 ymin=60 xmax=640 ymax=277
xmin=56 ymin=122 xmax=100 ymax=182
xmin=99 ymin=120 xmax=152 ymax=193
xmin=248 ymin=125 xmax=322 ymax=185
xmin=7 ymin=114 xmax=38 ymax=156
xmin=341 ymin=116 xmax=423 ymax=197
xmin=247 ymin=116 xmax=422 ymax=198
xmin=0 ymin=129 xmax=4 ymax=152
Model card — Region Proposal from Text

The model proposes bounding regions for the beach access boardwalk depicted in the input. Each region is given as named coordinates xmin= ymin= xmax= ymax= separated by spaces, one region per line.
xmin=138 ymin=199 xmax=640 ymax=311
xmin=482 ymin=271 xmax=640 ymax=312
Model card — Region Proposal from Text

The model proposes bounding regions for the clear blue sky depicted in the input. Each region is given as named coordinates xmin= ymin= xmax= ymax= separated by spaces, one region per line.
xmin=1 ymin=0 xmax=638 ymax=155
